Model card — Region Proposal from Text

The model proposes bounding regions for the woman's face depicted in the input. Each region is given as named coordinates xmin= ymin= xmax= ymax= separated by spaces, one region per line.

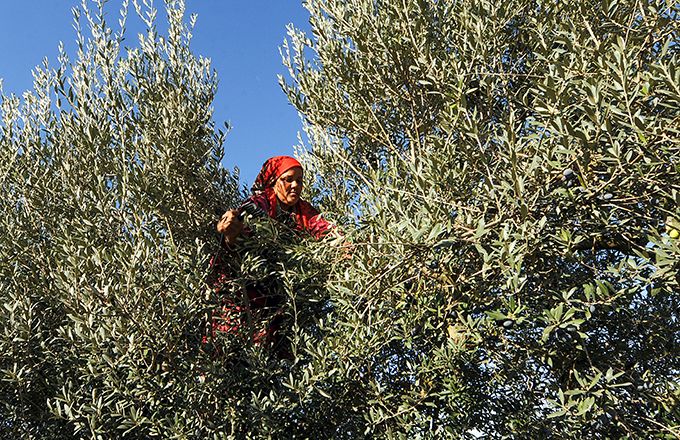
xmin=274 ymin=166 xmax=303 ymax=208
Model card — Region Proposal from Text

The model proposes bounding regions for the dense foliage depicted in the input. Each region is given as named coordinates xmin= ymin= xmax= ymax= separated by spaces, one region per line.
xmin=281 ymin=0 xmax=680 ymax=437
xmin=1 ymin=0 xmax=678 ymax=438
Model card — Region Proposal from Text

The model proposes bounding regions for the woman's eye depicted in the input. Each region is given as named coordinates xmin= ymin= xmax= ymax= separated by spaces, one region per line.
xmin=280 ymin=176 xmax=302 ymax=184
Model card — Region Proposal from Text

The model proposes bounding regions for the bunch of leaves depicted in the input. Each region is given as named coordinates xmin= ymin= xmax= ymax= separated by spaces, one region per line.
xmin=203 ymin=213 xmax=349 ymax=438
xmin=281 ymin=0 xmax=680 ymax=437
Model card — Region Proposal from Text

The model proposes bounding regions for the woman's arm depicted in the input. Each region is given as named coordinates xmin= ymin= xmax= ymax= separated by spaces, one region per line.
xmin=216 ymin=209 xmax=244 ymax=245
xmin=216 ymin=194 xmax=270 ymax=245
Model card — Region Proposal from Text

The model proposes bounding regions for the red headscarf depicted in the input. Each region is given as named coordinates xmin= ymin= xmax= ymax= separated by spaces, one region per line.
xmin=252 ymin=155 xmax=304 ymax=223
xmin=252 ymin=156 xmax=302 ymax=192
xmin=250 ymin=155 xmax=330 ymax=238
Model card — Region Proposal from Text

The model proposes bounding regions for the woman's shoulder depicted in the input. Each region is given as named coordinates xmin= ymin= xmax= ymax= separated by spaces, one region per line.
xmin=296 ymin=199 xmax=320 ymax=216
xmin=296 ymin=199 xmax=333 ymax=238
xmin=242 ymin=192 xmax=271 ymax=214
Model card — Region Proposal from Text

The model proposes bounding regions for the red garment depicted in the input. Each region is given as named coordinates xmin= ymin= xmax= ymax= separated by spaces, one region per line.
xmin=252 ymin=156 xmax=301 ymax=224
xmin=252 ymin=155 xmax=302 ymax=190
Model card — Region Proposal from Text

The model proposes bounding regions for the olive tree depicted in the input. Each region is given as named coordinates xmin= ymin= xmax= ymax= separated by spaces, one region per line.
xmin=281 ymin=0 xmax=679 ymax=437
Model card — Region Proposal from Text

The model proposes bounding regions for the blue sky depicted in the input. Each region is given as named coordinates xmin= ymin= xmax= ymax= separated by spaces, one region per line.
xmin=0 ymin=0 xmax=312 ymax=187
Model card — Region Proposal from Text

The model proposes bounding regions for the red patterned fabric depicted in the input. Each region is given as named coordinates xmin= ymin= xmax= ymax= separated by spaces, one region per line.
xmin=252 ymin=155 xmax=302 ymax=191
xmin=252 ymin=156 xmax=301 ymax=222
xmin=247 ymin=192 xmax=331 ymax=239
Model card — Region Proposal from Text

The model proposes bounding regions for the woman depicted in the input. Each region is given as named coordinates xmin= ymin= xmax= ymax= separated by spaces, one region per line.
xmin=207 ymin=156 xmax=330 ymax=351
xmin=217 ymin=155 xmax=330 ymax=241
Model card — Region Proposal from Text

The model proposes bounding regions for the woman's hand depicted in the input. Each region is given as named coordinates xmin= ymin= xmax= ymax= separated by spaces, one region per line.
xmin=217 ymin=209 xmax=244 ymax=244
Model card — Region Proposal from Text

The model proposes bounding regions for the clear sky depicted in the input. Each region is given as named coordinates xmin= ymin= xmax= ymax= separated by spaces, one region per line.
xmin=0 ymin=0 xmax=312 ymax=187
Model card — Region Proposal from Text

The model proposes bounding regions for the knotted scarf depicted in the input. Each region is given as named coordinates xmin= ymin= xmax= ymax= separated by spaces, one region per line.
xmin=251 ymin=155 xmax=320 ymax=233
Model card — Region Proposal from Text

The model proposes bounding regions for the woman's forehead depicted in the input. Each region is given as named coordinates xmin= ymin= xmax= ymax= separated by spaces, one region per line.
xmin=279 ymin=167 xmax=303 ymax=178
